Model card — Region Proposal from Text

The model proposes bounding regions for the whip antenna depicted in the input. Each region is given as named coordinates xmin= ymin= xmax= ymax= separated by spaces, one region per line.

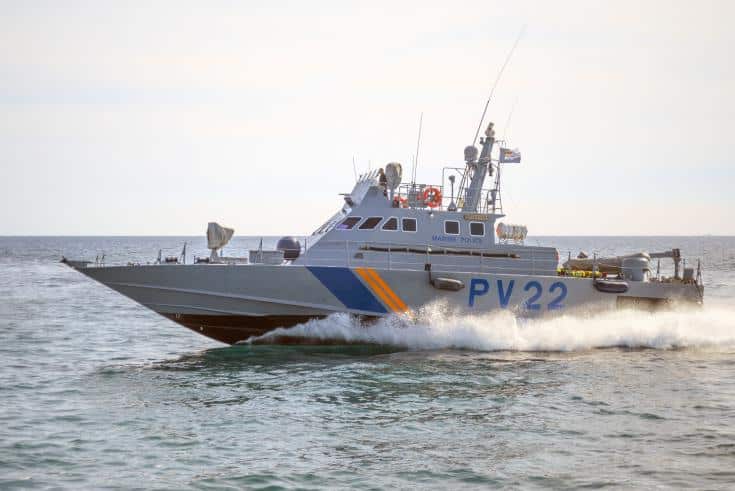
xmin=502 ymin=97 xmax=519 ymax=141
xmin=472 ymin=26 xmax=525 ymax=145
xmin=411 ymin=112 xmax=423 ymax=184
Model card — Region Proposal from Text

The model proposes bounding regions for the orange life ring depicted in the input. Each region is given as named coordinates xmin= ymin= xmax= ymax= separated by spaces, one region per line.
xmin=393 ymin=195 xmax=408 ymax=208
xmin=422 ymin=187 xmax=442 ymax=208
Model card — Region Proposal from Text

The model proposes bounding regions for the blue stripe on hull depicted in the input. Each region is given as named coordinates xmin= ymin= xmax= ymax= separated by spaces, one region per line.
xmin=307 ymin=266 xmax=388 ymax=314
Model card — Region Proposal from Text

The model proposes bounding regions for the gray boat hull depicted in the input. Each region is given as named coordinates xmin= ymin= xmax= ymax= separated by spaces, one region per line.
xmin=71 ymin=262 xmax=702 ymax=345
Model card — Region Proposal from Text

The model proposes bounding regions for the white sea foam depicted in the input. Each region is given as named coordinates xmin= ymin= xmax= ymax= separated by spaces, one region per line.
xmin=251 ymin=302 xmax=735 ymax=352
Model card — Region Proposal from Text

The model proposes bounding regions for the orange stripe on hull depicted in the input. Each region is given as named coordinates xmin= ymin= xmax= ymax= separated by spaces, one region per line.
xmin=369 ymin=269 xmax=410 ymax=312
xmin=363 ymin=268 xmax=410 ymax=314
xmin=355 ymin=267 xmax=401 ymax=313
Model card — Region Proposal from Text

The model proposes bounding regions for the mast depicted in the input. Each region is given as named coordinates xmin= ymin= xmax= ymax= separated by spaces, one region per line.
xmin=459 ymin=26 xmax=523 ymax=213
xmin=460 ymin=122 xmax=495 ymax=212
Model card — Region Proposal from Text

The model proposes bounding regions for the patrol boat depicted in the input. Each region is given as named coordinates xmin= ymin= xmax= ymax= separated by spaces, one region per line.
xmin=64 ymin=121 xmax=704 ymax=345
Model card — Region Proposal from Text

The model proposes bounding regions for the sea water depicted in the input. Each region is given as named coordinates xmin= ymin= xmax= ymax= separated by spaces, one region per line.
xmin=1 ymin=236 xmax=734 ymax=489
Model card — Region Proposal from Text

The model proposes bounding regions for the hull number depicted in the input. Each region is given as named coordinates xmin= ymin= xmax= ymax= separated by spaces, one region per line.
xmin=469 ymin=279 xmax=567 ymax=310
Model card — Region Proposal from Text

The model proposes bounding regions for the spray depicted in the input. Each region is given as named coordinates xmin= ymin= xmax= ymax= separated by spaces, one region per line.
xmin=248 ymin=302 xmax=735 ymax=352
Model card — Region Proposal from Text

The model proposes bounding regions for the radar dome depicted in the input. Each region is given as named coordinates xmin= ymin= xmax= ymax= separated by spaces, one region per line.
xmin=276 ymin=236 xmax=301 ymax=260
xmin=464 ymin=146 xmax=478 ymax=162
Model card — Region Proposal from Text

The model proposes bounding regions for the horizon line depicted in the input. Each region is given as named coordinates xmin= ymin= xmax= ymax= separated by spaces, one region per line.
xmin=1 ymin=234 xmax=733 ymax=238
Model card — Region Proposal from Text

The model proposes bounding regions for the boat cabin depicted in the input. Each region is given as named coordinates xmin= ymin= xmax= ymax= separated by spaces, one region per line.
xmin=299 ymin=123 xmax=559 ymax=276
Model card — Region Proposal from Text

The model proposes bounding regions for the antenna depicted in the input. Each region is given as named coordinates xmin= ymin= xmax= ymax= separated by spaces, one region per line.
xmin=502 ymin=97 xmax=519 ymax=141
xmin=411 ymin=112 xmax=423 ymax=184
xmin=492 ymin=97 xmax=519 ymax=215
xmin=471 ymin=26 xmax=526 ymax=146
xmin=352 ymin=155 xmax=358 ymax=181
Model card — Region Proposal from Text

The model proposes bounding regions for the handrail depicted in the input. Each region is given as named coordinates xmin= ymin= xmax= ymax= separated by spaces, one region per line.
xmin=301 ymin=239 xmax=558 ymax=275
xmin=394 ymin=182 xmax=499 ymax=213
xmin=300 ymin=239 xmax=701 ymax=281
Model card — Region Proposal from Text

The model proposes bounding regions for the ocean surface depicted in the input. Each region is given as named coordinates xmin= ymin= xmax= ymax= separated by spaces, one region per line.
xmin=1 ymin=236 xmax=735 ymax=490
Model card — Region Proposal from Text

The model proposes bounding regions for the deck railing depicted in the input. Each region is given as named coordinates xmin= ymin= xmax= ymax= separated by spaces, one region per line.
xmin=394 ymin=183 xmax=498 ymax=214
xmin=299 ymin=240 xmax=695 ymax=281
xmin=299 ymin=240 xmax=558 ymax=276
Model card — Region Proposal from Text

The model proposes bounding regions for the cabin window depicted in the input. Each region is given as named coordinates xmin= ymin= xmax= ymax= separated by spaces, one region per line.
xmin=402 ymin=218 xmax=417 ymax=232
xmin=336 ymin=216 xmax=362 ymax=230
xmin=382 ymin=217 xmax=398 ymax=231
xmin=359 ymin=217 xmax=383 ymax=230
xmin=469 ymin=222 xmax=485 ymax=236
xmin=444 ymin=220 xmax=460 ymax=235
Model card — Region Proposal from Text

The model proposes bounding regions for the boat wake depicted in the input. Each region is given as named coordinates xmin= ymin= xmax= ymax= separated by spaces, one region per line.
xmin=249 ymin=302 xmax=735 ymax=352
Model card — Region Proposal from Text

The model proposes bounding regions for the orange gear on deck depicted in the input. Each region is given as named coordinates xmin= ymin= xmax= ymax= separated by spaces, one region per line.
xmin=422 ymin=187 xmax=442 ymax=208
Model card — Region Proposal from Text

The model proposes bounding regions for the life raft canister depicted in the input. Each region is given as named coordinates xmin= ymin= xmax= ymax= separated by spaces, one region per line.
xmin=422 ymin=186 xmax=442 ymax=208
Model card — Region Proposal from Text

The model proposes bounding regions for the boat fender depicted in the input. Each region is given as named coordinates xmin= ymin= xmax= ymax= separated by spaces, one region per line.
xmin=432 ymin=277 xmax=465 ymax=292
xmin=425 ymin=264 xmax=464 ymax=291
xmin=593 ymin=279 xmax=629 ymax=294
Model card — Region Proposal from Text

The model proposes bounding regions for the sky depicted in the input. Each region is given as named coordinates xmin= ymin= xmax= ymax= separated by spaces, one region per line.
xmin=1 ymin=0 xmax=733 ymax=236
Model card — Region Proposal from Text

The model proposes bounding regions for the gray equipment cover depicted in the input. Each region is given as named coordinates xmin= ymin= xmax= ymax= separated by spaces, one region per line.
xmin=207 ymin=222 xmax=234 ymax=250
xmin=385 ymin=162 xmax=402 ymax=191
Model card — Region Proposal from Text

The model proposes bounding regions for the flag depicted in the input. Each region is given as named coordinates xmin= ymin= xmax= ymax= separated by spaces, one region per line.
xmin=499 ymin=147 xmax=521 ymax=164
